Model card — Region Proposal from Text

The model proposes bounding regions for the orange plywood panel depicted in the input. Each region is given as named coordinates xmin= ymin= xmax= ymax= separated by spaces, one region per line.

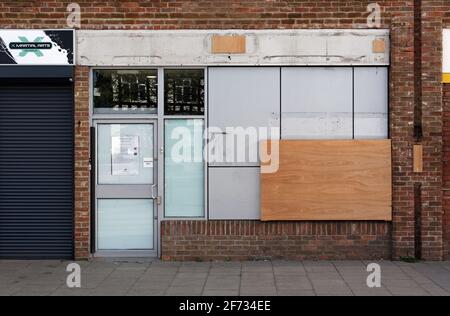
xmin=413 ymin=144 xmax=423 ymax=173
xmin=261 ymin=140 xmax=392 ymax=221
xmin=372 ymin=39 xmax=386 ymax=53
xmin=211 ymin=35 xmax=246 ymax=54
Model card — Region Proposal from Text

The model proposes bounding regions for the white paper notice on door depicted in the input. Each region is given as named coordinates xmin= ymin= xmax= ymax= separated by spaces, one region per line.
xmin=143 ymin=158 xmax=153 ymax=168
xmin=111 ymin=136 xmax=140 ymax=176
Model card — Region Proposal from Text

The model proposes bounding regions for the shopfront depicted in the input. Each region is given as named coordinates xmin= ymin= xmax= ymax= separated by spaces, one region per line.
xmin=77 ymin=30 xmax=392 ymax=258
xmin=2 ymin=0 xmax=450 ymax=263
xmin=0 ymin=28 xmax=395 ymax=260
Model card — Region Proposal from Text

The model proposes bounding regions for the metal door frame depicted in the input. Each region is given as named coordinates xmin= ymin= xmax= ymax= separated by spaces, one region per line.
xmin=89 ymin=67 xmax=208 ymax=259
xmin=93 ymin=119 xmax=159 ymax=258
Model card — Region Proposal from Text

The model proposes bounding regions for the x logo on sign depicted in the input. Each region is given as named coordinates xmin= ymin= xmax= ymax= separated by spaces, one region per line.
xmin=18 ymin=36 xmax=45 ymax=57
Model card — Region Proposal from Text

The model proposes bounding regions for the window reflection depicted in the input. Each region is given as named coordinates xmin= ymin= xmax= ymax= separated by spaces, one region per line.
xmin=164 ymin=69 xmax=204 ymax=115
xmin=93 ymin=70 xmax=158 ymax=114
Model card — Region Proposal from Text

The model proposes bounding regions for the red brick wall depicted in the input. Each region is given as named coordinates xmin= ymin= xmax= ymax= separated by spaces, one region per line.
xmin=161 ymin=221 xmax=392 ymax=261
xmin=0 ymin=0 xmax=404 ymax=30
xmin=444 ymin=84 xmax=450 ymax=260
xmin=1 ymin=0 xmax=438 ymax=261
xmin=389 ymin=2 xmax=415 ymax=260
xmin=442 ymin=2 xmax=450 ymax=262
xmin=74 ymin=67 xmax=90 ymax=260
xmin=417 ymin=0 xmax=445 ymax=261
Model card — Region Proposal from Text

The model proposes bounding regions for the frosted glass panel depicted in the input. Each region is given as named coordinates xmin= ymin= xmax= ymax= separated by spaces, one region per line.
xmin=98 ymin=124 xmax=154 ymax=184
xmin=165 ymin=119 xmax=204 ymax=217
xmin=98 ymin=199 xmax=153 ymax=250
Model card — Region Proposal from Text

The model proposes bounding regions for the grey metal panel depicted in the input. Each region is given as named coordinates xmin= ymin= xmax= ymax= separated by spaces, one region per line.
xmin=96 ymin=185 xmax=154 ymax=199
xmin=208 ymin=67 xmax=280 ymax=167
xmin=208 ymin=167 xmax=260 ymax=220
xmin=0 ymin=66 xmax=73 ymax=79
xmin=281 ymin=67 xmax=353 ymax=139
xmin=0 ymin=82 xmax=74 ymax=259
xmin=354 ymin=67 xmax=388 ymax=139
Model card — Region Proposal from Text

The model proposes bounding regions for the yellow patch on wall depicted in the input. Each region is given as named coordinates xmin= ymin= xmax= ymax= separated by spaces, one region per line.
xmin=443 ymin=73 xmax=450 ymax=84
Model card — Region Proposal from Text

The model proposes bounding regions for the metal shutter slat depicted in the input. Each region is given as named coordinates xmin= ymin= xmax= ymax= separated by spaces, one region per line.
xmin=0 ymin=83 xmax=74 ymax=259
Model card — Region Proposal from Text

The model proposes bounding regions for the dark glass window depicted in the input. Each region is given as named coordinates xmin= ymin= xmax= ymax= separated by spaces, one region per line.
xmin=164 ymin=69 xmax=204 ymax=115
xmin=93 ymin=69 xmax=158 ymax=114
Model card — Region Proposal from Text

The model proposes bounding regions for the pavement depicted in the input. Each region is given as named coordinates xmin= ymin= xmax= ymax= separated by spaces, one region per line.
xmin=1 ymin=259 xmax=450 ymax=296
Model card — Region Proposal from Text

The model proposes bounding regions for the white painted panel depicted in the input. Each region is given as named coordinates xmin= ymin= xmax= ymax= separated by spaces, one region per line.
xmin=281 ymin=67 xmax=353 ymax=139
xmin=354 ymin=67 xmax=388 ymax=139
xmin=209 ymin=167 xmax=260 ymax=220
xmin=208 ymin=67 xmax=280 ymax=166
xmin=444 ymin=29 xmax=450 ymax=73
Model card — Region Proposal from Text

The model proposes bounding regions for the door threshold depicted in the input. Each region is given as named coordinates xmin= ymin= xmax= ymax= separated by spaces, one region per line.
xmin=91 ymin=257 xmax=157 ymax=264
xmin=94 ymin=251 xmax=158 ymax=258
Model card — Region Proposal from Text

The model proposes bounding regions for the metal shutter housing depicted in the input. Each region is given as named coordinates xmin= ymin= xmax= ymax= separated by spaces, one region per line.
xmin=0 ymin=80 xmax=74 ymax=259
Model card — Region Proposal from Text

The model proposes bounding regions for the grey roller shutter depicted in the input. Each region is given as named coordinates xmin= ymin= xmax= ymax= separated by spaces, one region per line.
xmin=0 ymin=81 xmax=74 ymax=259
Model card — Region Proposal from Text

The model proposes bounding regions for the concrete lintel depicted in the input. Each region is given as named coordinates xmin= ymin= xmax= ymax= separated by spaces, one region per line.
xmin=77 ymin=29 xmax=390 ymax=67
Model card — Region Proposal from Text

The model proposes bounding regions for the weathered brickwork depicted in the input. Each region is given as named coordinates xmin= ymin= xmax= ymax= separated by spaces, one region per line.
xmin=444 ymin=84 xmax=450 ymax=260
xmin=442 ymin=2 xmax=450 ymax=262
xmin=0 ymin=0 xmax=448 ymax=261
xmin=74 ymin=66 xmax=90 ymax=260
xmin=418 ymin=0 xmax=445 ymax=261
xmin=161 ymin=221 xmax=392 ymax=261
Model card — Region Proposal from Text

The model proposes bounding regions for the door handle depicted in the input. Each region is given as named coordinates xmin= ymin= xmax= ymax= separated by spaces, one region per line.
xmin=151 ymin=184 xmax=157 ymax=200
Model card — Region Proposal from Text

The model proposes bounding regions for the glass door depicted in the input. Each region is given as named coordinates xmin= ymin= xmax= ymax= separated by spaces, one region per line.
xmin=94 ymin=121 xmax=158 ymax=256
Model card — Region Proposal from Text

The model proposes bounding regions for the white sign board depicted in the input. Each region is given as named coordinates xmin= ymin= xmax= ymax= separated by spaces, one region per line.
xmin=444 ymin=29 xmax=450 ymax=82
xmin=0 ymin=30 xmax=74 ymax=65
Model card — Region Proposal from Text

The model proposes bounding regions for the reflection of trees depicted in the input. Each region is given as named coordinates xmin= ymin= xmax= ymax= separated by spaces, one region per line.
xmin=164 ymin=69 xmax=205 ymax=115
xmin=94 ymin=69 xmax=205 ymax=115
xmin=94 ymin=70 xmax=157 ymax=111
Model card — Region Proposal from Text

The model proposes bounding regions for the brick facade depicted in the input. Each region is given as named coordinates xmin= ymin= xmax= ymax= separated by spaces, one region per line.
xmin=161 ymin=221 xmax=391 ymax=261
xmin=0 ymin=0 xmax=449 ymax=261
xmin=417 ymin=0 xmax=445 ymax=261
xmin=74 ymin=66 xmax=90 ymax=260
xmin=442 ymin=1 xmax=450 ymax=262
xmin=444 ymin=84 xmax=450 ymax=260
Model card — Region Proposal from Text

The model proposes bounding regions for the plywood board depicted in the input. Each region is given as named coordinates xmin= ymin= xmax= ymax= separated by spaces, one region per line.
xmin=372 ymin=39 xmax=386 ymax=53
xmin=211 ymin=35 xmax=246 ymax=54
xmin=413 ymin=144 xmax=423 ymax=173
xmin=261 ymin=140 xmax=392 ymax=221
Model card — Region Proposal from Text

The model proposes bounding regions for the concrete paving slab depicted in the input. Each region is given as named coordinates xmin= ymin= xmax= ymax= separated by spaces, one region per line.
xmin=1 ymin=259 xmax=449 ymax=296
xmin=127 ymin=288 xmax=167 ymax=296
xmin=203 ymin=289 xmax=239 ymax=296
xmin=166 ymin=286 xmax=204 ymax=296
xmin=277 ymin=289 xmax=316 ymax=296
